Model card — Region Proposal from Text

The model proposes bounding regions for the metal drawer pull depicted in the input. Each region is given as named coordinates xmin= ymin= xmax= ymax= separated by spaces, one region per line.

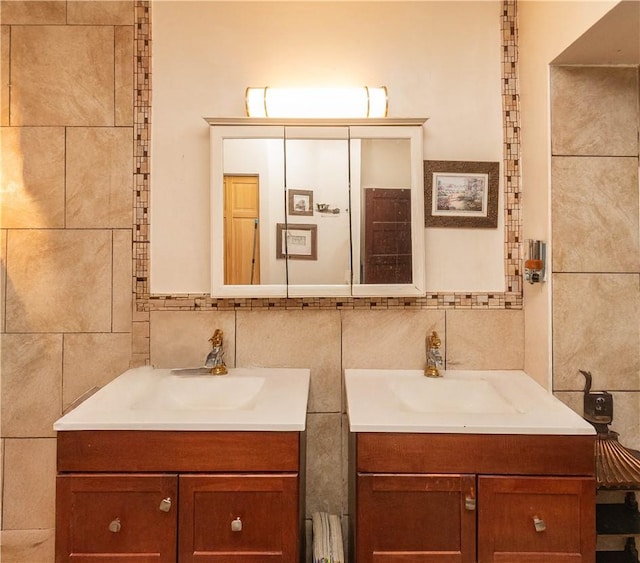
xmin=465 ymin=487 xmax=476 ymax=511
xmin=533 ymin=516 xmax=546 ymax=532
xmin=159 ymin=497 xmax=172 ymax=512
xmin=108 ymin=518 xmax=121 ymax=533
xmin=231 ymin=517 xmax=243 ymax=532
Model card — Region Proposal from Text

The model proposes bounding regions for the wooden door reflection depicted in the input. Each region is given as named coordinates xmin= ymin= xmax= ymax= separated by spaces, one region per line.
xmin=363 ymin=187 xmax=412 ymax=284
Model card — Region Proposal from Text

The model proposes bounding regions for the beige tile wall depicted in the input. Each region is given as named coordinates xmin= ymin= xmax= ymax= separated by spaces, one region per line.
xmin=1 ymin=229 xmax=6 ymax=333
xmin=2 ymin=334 xmax=63 ymax=438
xmin=10 ymin=25 xmax=115 ymax=126
xmin=1 ymin=126 xmax=66 ymax=228
xmin=552 ymin=156 xmax=639 ymax=273
xmin=65 ymin=128 xmax=133 ymax=228
xmin=5 ymin=230 xmax=113 ymax=332
xmin=1 ymin=24 xmax=8 ymax=125
xmin=0 ymin=1 xmax=66 ymax=25
xmin=551 ymin=66 xmax=639 ymax=157
xmin=550 ymin=66 xmax=640 ymax=451
xmin=0 ymin=2 xmax=134 ymax=560
xmin=553 ymin=274 xmax=639 ymax=391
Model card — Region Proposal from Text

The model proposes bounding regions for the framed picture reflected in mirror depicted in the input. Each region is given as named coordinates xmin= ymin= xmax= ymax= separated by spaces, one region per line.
xmin=288 ymin=189 xmax=314 ymax=216
xmin=276 ymin=223 xmax=317 ymax=260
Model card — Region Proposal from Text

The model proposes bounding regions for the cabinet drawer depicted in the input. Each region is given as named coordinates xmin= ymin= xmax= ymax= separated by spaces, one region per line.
xmin=356 ymin=433 xmax=595 ymax=476
xmin=179 ymin=473 xmax=299 ymax=562
xmin=57 ymin=431 xmax=300 ymax=472
xmin=478 ymin=476 xmax=595 ymax=563
xmin=356 ymin=473 xmax=476 ymax=563
xmin=56 ymin=474 xmax=177 ymax=563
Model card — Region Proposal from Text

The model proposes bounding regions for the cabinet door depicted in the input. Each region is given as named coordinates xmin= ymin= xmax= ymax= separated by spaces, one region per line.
xmin=56 ymin=473 xmax=177 ymax=563
xmin=179 ymin=473 xmax=299 ymax=563
xmin=478 ymin=476 xmax=595 ymax=563
xmin=356 ymin=473 xmax=477 ymax=563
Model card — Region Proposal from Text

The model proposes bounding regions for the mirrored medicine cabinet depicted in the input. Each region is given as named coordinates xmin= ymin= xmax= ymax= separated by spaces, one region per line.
xmin=207 ymin=118 xmax=427 ymax=298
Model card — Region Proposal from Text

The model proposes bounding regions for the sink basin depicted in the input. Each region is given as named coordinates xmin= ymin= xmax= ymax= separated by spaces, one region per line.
xmin=130 ymin=375 xmax=265 ymax=411
xmin=345 ymin=369 xmax=595 ymax=435
xmin=54 ymin=366 xmax=310 ymax=431
xmin=388 ymin=377 xmax=520 ymax=415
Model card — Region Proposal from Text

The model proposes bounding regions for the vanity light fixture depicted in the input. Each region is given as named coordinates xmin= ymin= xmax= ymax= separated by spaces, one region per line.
xmin=245 ymin=86 xmax=388 ymax=118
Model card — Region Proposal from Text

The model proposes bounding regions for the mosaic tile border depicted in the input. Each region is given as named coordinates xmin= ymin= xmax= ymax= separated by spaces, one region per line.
xmin=502 ymin=0 xmax=523 ymax=298
xmin=133 ymin=0 xmax=150 ymax=304
xmin=133 ymin=0 xmax=522 ymax=314
xmin=146 ymin=292 xmax=521 ymax=311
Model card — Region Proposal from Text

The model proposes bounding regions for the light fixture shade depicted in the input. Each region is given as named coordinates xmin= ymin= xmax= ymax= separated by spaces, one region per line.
xmin=245 ymin=86 xmax=388 ymax=118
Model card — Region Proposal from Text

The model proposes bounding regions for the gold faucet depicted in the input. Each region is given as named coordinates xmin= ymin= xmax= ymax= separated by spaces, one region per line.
xmin=425 ymin=330 xmax=443 ymax=377
xmin=205 ymin=329 xmax=228 ymax=375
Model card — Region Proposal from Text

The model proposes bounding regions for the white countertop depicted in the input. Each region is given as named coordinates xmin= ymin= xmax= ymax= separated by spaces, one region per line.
xmin=345 ymin=369 xmax=595 ymax=435
xmin=54 ymin=366 xmax=310 ymax=431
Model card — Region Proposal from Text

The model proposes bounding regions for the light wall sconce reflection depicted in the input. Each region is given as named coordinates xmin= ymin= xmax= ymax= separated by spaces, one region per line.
xmin=245 ymin=86 xmax=388 ymax=118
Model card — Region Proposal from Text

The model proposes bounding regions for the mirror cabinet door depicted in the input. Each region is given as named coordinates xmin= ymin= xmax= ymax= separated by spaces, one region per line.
xmin=350 ymin=126 xmax=425 ymax=297
xmin=211 ymin=125 xmax=288 ymax=297
xmin=284 ymin=127 xmax=351 ymax=297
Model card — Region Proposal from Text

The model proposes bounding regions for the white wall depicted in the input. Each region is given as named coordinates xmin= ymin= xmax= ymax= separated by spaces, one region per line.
xmin=518 ymin=0 xmax=618 ymax=387
xmin=223 ymin=138 xmax=287 ymax=285
xmin=285 ymin=138 xmax=351 ymax=286
xmin=150 ymin=1 xmax=505 ymax=294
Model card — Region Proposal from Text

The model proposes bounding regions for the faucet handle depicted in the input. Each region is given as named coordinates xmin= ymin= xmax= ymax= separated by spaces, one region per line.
xmin=425 ymin=330 xmax=443 ymax=377
xmin=207 ymin=329 xmax=228 ymax=375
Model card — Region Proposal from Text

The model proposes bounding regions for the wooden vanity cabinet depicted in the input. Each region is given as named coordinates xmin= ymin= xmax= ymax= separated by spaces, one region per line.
xmin=357 ymin=472 xmax=477 ymax=562
xmin=352 ymin=433 xmax=596 ymax=563
xmin=56 ymin=473 xmax=178 ymax=562
xmin=55 ymin=430 xmax=304 ymax=563
xmin=179 ymin=473 xmax=299 ymax=562
xmin=478 ymin=475 xmax=595 ymax=562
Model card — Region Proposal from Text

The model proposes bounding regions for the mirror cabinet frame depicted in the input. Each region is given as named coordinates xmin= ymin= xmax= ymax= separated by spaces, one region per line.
xmin=207 ymin=118 xmax=428 ymax=299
